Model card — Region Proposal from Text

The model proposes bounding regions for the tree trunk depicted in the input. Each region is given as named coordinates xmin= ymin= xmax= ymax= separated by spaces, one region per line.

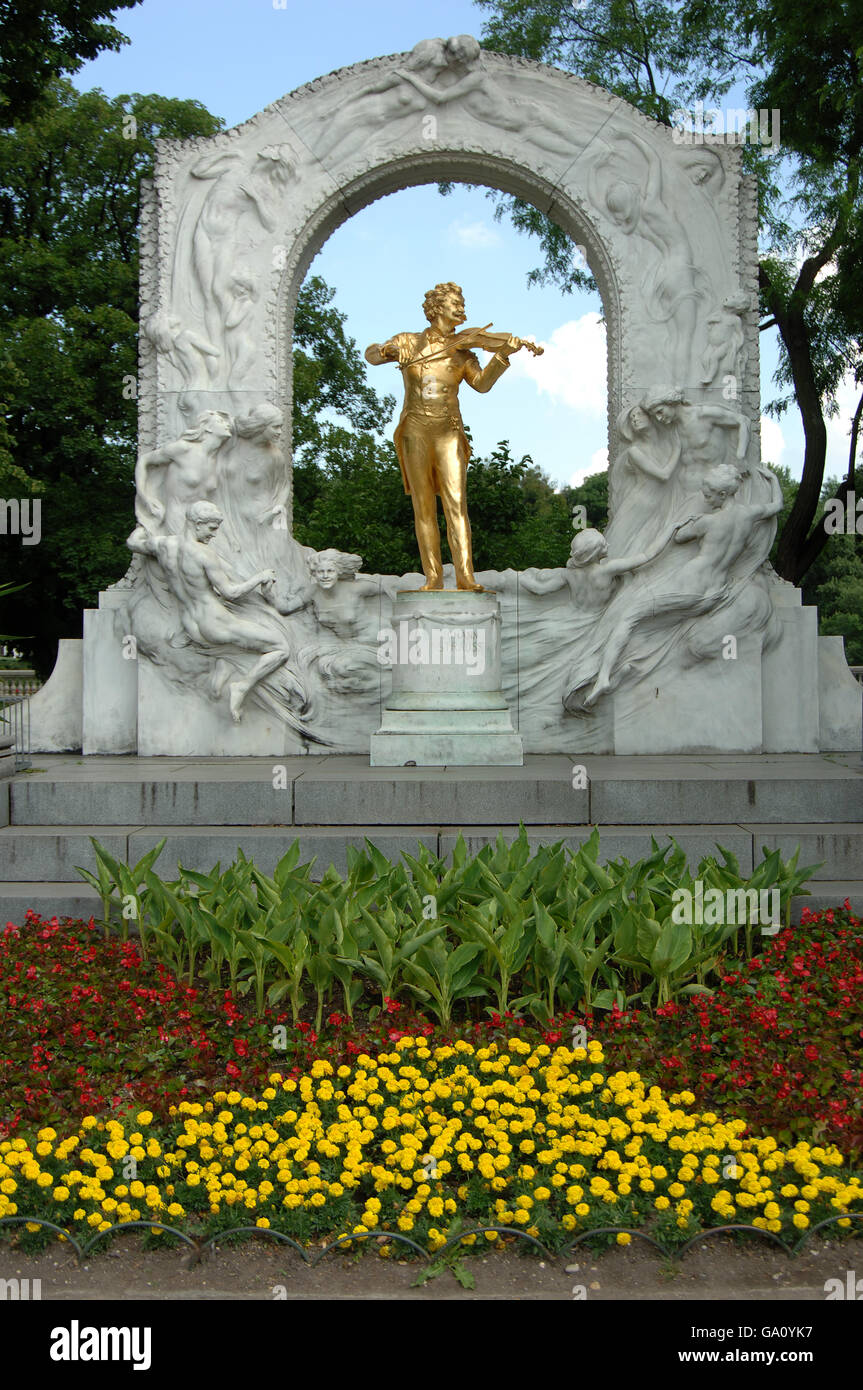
xmin=760 ymin=268 xmax=827 ymax=585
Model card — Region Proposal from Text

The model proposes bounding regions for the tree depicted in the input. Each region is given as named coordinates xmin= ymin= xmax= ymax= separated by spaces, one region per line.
xmin=474 ymin=0 xmax=863 ymax=586
xmin=801 ymin=466 xmax=863 ymax=665
xmin=295 ymin=437 xmax=573 ymax=576
xmin=0 ymin=81 xmax=223 ymax=672
xmin=745 ymin=0 xmax=863 ymax=581
xmin=565 ymin=470 xmax=609 ymax=532
xmin=294 ymin=428 xmax=417 ymax=576
xmin=0 ymin=0 xmax=142 ymax=124
xmin=0 ymin=83 xmax=402 ymax=673
xmin=813 ymin=558 xmax=863 ymax=667
xmin=293 ymin=276 xmax=395 ymax=461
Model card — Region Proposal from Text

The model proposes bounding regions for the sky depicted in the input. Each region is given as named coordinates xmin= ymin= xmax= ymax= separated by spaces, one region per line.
xmin=73 ymin=0 xmax=859 ymax=490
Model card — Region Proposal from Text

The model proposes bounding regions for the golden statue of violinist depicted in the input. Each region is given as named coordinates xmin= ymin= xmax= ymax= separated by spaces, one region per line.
xmin=365 ymin=281 xmax=543 ymax=591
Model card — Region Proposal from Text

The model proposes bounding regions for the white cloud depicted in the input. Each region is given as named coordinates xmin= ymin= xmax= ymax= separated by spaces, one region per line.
xmin=759 ymin=415 xmax=786 ymax=467
xmin=447 ymin=219 xmax=502 ymax=250
xmin=509 ymin=313 xmax=607 ymax=415
xmin=569 ymin=447 xmax=608 ymax=489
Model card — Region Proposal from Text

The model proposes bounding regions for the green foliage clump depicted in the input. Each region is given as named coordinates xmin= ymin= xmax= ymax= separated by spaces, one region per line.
xmin=78 ymin=829 xmax=817 ymax=1029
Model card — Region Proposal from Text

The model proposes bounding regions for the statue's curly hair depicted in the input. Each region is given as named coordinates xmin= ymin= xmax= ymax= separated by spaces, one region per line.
xmin=308 ymin=548 xmax=363 ymax=580
xmin=568 ymin=528 xmax=607 ymax=567
xmin=703 ymin=463 xmax=741 ymax=495
xmin=422 ymin=281 xmax=464 ymax=322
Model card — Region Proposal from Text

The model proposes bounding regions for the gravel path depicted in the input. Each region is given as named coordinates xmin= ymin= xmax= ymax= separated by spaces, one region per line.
xmin=3 ymin=1234 xmax=858 ymax=1300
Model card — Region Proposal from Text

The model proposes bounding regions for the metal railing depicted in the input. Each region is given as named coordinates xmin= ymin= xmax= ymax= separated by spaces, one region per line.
xmin=1 ymin=1210 xmax=861 ymax=1267
xmin=0 ymin=692 xmax=30 ymax=771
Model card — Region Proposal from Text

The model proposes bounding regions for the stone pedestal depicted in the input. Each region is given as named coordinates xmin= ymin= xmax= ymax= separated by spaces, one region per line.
xmin=761 ymin=591 xmax=819 ymax=754
xmin=27 ymin=638 xmax=83 ymax=753
xmin=818 ymin=635 xmax=863 ymax=751
xmin=370 ymin=589 xmax=523 ymax=766
xmin=83 ymin=594 xmax=138 ymax=755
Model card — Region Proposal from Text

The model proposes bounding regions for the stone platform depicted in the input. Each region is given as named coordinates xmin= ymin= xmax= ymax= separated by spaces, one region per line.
xmin=371 ymin=589 xmax=523 ymax=766
xmin=0 ymin=752 xmax=860 ymax=924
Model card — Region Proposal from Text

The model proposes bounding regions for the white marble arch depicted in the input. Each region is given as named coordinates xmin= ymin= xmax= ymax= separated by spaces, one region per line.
xmin=35 ymin=38 xmax=853 ymax=759
xmin=139 ymin=40 xmax=757 ymax=473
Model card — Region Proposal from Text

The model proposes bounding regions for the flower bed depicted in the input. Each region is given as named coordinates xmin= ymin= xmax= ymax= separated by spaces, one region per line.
xmin=1 ymin=905 xmax=861 ymax=1163
xmin=591 ymin=903 xmax=863 ymax=1156
xmin=0 ymin=913 xmax=287 ymax=1134
xmin=2 ymin=1036 xmax=860 ymax=1256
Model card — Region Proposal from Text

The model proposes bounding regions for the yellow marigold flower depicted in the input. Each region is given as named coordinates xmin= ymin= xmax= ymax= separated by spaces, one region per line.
xmin=616 ymin=1232 xmax=632 ymax=1246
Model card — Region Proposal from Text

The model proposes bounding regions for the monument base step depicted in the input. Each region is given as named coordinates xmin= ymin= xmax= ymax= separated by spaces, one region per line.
xmin=3 ymin=821 xmax=863 ymax=882
xmin=8 ymin=752 xmax=861 ymax=826
xmin=369 ymin=729 xmax=524 ymax=766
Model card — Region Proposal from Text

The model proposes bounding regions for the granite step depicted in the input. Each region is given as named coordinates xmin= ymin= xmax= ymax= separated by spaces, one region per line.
xmin=0 ymin=821 xmax=859 ymax=884
xmin=7 ymin=752 xmax=863 ymax=827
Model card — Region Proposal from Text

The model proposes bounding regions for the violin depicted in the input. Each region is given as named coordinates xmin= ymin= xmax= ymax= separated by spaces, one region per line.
xmin=398 ymin=322 xmax=544 ymax=369
xmin=448 ymin=322 xmax=545 ymax=357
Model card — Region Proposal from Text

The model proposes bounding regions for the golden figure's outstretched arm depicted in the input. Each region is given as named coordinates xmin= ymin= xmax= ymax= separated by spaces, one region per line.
xmin=364 ymin=341 xmax=395 ymax=366
xmin=365 ymin=333 xmax=409 ymax=366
